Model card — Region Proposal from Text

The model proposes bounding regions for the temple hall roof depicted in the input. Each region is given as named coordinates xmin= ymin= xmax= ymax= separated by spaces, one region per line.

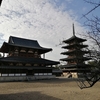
xmin=9 ymin=36 xmax=42 ymax=48
xmin=0 ymin=36 xmax=52 ymax=54
xmin=0 ymin=56 xmax=59 ymax=65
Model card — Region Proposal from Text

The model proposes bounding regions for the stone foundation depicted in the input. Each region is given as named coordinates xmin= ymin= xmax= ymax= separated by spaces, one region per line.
xmin=0 ymin=75 xmax=56 ymax=82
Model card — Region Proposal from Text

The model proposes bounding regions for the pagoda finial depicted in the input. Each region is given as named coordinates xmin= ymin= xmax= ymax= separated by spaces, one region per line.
xmin=73 ymin=23 xmax=75 ymax=36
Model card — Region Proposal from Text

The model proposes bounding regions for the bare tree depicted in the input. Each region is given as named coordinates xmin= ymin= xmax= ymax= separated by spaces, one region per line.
xmin=83 ymin=0 xmax=100 ymax=62
xmin=83 ymin=0 xmax=100 ymax=17
xmin=77 ymin=0 xmax=100 ymax=89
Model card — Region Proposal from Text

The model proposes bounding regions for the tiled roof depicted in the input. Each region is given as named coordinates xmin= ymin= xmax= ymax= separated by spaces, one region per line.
xmin=0 ymin=36 xmax=52 ymax=54
xmin=0 ymin=56 xmax=59 ymax=65
xmin=63 ymin=35 xmax=86 ymax=43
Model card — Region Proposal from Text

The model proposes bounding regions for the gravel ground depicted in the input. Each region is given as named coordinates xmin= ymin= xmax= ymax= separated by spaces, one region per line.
xmin=0 ymin=79 xmax=100 ymax=100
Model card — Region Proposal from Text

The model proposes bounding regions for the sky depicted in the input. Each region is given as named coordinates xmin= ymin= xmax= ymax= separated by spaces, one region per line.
xmin=0 ymin=0 xmax=100 ymax=61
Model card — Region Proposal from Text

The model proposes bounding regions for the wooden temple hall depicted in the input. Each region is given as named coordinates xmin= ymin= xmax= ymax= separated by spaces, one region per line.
xmin=0 ymin=36 xmax=60 ymax=81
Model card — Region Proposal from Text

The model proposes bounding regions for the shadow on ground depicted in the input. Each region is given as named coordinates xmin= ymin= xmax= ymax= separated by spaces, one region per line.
xmin=23 ymin=78 xmax=78 ymax=85
xmin=0 ymin=91 xmax=61 ymax=100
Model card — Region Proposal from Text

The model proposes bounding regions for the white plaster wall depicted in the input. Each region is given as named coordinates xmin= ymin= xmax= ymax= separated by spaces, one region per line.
xmin=0 ymin=75 xmax=56 ymax=81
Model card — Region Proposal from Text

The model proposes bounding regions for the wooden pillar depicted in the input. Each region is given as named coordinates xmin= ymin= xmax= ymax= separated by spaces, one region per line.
xmin=3 ymin=53 xmax=5 ymax=57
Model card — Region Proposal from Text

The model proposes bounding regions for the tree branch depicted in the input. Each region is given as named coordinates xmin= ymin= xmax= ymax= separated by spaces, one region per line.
xmin=83 ymin=3 xmax=100 ymax=17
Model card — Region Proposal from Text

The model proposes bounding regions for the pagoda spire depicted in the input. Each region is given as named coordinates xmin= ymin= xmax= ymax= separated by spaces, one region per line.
xmin=73 ymin=23 xmax=75 ymax=36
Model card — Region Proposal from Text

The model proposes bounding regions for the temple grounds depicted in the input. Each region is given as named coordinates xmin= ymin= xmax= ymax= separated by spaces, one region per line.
xmin=0 ymin=78 xmax=100 ymax=100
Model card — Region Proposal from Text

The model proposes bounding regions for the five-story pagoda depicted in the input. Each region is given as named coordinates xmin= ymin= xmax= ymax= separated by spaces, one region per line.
xmin=60 ymin=24 xmax=91 ymax=78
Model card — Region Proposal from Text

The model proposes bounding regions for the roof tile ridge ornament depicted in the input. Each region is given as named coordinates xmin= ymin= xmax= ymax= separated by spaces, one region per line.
xmin=9 ymin=36 xmax=14 ymax=44
xmin=73 ymin=23 xmax=75 ymax=36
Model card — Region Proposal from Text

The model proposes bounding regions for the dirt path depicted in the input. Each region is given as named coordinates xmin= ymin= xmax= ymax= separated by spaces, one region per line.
xmin=0 ymin=79 xmax=100 ymax=100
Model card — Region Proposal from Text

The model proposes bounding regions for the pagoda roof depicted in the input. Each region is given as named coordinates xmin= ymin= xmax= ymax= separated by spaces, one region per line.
xmin=60 ymin=64 xmax=91 ymax=68
xmin=0 ymin=56 xmax=59 ymax=65
xmin=62 ymin=68 xmax=90 ymax=72
xmin=60 ymin=64 xmax=91 ymax=72
xmin=63 ymin=35 xmax=87 ymax=43
xmin=61 ymin=50 xmax=89 ymax=55
xmin=62 ymin=44 xmax=88 ymax=49
xmin=60 ymin=57 xmax=91 ymax=61
xmin=0 ymin=36 xmax=52 ymax=54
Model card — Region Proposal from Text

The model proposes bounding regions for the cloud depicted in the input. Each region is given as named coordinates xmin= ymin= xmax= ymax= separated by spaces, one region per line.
xmin=0 ymin=0 xmax=85 ymax=61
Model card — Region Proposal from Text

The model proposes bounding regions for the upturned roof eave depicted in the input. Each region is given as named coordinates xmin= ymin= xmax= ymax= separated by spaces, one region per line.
xmin=0 ymin=66 xmax=54 ymax=69
xmin=63 ymin=36 xmax=87 ymax=43
xmin=61 ymin=50 xmax=90 ymax=55
xmin=0 ymin=42 xmax=52 ymax=54
xmin=62 ymin=44 xmax=88 ymax=49
xmin=60 ymin=64 xmax=91 ymax=68
xmin=62 ymin=69 xmax=91 ymax=72
xmin=0 ymin=56 xmax=60 ymax=65
xmin=60 ymin=57 xmax=91 ymax=61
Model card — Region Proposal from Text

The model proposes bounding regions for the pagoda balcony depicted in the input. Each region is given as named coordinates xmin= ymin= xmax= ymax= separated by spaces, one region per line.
xmin=62 ymin=44 xmax=88 ymax=49
xmin=60 ymin=64 xmax=90 ymax=68
xmin=62 ymin=68 xmax=91 ymax=72
xmin=60 ymin=64 xmax=91 ymax=72
xmin=61 ymin=49 xmax=89 ymax=55
xmin=60 ymin=57 xmax=91 ymax=61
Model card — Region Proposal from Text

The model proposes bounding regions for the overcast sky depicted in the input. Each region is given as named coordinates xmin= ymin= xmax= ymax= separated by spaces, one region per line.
xmin=0 ymin=0 xmax=99 ymax=61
